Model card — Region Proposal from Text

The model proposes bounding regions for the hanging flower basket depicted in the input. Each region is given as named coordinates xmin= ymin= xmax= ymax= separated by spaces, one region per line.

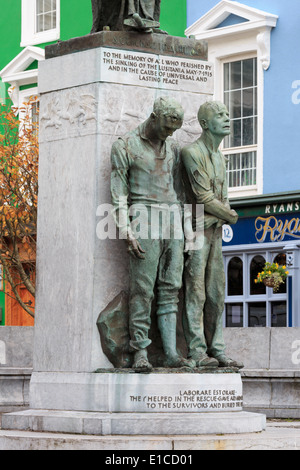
xmin=256 ymin=262 xmax=289 ymax=292
xmin=263 ymin=277 xmax=276 ymax=288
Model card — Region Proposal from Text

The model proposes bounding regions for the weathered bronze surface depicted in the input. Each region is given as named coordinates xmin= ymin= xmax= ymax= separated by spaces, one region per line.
xmin=45 ymin=31 xmax=208 ymax=60
xmin=108 ymin=96 xmax=195 ymax=373
xmin=97 ymin=290 xmax=132 ymax=369
xmin=90 ymin=0 xmax=162 ymax=33
xmin=95 ymin=367 xmax=240 ymax=374
xmin=181 ymin=101 xmax=244 ymax=370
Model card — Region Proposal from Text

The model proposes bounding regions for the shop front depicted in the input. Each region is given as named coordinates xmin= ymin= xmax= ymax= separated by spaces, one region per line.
xmin=222 ymin=192 xmax=300 ymax=328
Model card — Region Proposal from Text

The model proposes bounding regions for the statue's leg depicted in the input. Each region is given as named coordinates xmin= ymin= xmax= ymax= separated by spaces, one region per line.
xmin=90 ymin=0 xmax=101 ymax=33
xmin=205 ymin=227 xmax=244 ymax=369
xmin=203 ymin=226 xmax=226 ymax=358
xmin=139 ymin=0 xmax=156 ymax=20
xmin=156 ymin=237 xmax=194 ymax=368
xmin=153 ymin=0 xmax=161 ymax=21
xmin=127 ymin=0 xmax=136 ymax=16
xmin=183 ymin=227 xmax=219 ymax=367
xmin=128 ymin=238 xmax=160 ymax=353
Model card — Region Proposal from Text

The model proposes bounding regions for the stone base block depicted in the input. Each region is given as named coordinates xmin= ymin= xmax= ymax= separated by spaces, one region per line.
xmin=29 ymin=371 xmax=243 ymax=413
xmin=1 ymin=409 xmax=266 ymax=436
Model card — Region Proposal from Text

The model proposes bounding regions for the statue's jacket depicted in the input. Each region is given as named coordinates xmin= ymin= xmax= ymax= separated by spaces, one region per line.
xmin=181 ymin=139 xmax=231 ymax=230
xmin=111 ymin=121 xmax=185 ymax=238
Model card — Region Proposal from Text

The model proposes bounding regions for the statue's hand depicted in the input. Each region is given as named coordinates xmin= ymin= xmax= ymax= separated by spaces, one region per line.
xmin=228 ymin=209 xmax=238 ymax=225
xmin=184 ymin=239 xmax=195 ymax=254
xmin=127 ymin=235 xmax=146 ymax=259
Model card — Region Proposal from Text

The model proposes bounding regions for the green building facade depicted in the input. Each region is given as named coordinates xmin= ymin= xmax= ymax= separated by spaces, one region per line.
xmin=0 ymin=0 xmax=187 ymax=325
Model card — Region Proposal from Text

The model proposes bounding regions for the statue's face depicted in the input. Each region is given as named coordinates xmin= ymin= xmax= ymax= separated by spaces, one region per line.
xmin=154 ymin=112 xmax=183 ymax=141
xmin=205 ymin=105 xmax=230 ymax=137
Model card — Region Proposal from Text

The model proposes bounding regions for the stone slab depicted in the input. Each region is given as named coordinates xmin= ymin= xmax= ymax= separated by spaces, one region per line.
xmin=1 ymin=423 xmax=300 ymax=450
xmin=0 ymin=327 xmax=34 ymax=368
xmin=99 ymin=47 xmax=214 ymax=93
xmin=29 ymin=371 xmax=243 ymax=413
xmin=0 ymin=369 xmax=31 ymax=408
xmin=1 ymin=410 xmax=265 ymax=436
xmin=38 ymin=46 xmax=214 ymax=94
xmin=45 ymin=31 xmax=208 ymax=61
xmin=270 ymin=328 xmax=300 ymax=369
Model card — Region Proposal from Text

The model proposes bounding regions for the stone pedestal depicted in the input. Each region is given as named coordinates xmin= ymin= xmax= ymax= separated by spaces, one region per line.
xmin=2 ymin=33 xmax=266 ymax=436
xmin=33 ymin=33 xmax=214 ymax=379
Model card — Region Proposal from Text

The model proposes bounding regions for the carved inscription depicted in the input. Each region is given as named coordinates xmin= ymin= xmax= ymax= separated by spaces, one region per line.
xmin=128 ymin=388 xmax=243 ymax=412
xmin=100 ymin=48 xmax=214 ymax=93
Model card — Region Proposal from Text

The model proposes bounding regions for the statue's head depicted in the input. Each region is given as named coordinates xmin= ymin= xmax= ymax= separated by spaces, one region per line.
xmin=198 ymin=101 xmax=230 ymax=137
xmin=150 ymin=96 xmax=184 ymax=141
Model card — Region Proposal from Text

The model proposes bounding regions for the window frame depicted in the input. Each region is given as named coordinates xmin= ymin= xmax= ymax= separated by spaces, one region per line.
xmin=185 ymin=1 xmax=278 ymax=199
xmin=21 ymin=0 xmax=60 ymax=47
xmin=217 ymin=51 xmax=262 ymax=199
xmin=18 ymin=87 xmax=39 ymax=134
xmin=224 ymin=248 xmax=289 ymax=328
xmin=222 ymin=55 xmax=258 ymax=193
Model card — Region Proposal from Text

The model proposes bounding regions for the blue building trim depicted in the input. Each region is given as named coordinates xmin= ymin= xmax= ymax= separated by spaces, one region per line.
xmin=187 ymin=0 xmax=300 ymax=195
xmin=288 ymin=277 xmax=293 ymax=328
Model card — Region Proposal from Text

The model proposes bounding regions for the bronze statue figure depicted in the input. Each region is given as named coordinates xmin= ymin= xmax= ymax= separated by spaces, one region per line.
xmin=110 ymin=97 xmax=194 ymax=372
xmin=181 ymin=101 xmax=244 ymax=369
xmin=90 ymin=0 xmax=162 ymax=33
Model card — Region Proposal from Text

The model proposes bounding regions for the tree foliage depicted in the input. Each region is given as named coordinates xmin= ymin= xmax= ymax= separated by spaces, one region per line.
xmin=0 ymin=99 xmax=38 ymax=318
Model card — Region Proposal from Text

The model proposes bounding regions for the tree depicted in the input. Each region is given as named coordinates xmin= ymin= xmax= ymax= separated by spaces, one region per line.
xmin=0 ymin=98 xmax=38 ymax=318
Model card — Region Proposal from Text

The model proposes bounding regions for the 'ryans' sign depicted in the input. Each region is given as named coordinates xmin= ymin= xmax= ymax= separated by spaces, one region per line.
xmin=223 ymin=213 xmax=300 ymax=246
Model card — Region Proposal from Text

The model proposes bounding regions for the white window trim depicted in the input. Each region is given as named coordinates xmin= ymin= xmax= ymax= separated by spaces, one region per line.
xmin=185 ymin=0 xmax=278 ymax=199
xmin=221 ymin=52 xmax=259 ymax=197
xmin=0 ymin=46 xmax=44 ymax=115
xmin=223 ymin=247 xmax=289 ymax=327
xmin=21 ymin=0 xmax=60 ymax=47
xmin=18 ymin=87 xmax=39 ymax=124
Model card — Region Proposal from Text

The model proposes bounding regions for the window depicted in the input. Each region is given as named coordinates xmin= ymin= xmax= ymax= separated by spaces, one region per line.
xmin=18 ymin=88 xmax=39 ymax=136
xmin=250 ymin=255 xmax=265 ymax=295
xmin=185 ymin=2 xmax=278 ymax=199
xmin=227 ymin=257 xmax=243 ymax=296
xmin=224 ymin=251 xmax=288 ymax=327
xmin=21 ymin=0 xmax=60 ymax=47
xmin=223 ymin=57 xmax=258 ymax=191
xmin=36 ymin=0 xmax=57 ymax=33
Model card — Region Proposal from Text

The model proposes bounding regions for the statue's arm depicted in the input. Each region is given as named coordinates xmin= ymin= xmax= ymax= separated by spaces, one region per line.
xmin=110 ymin=139 xmax=146 ymax=259
xmin=111 ymin=139 xmax=133 ymax=238
xmin=181 ymin=147 xmax=238 ymax=225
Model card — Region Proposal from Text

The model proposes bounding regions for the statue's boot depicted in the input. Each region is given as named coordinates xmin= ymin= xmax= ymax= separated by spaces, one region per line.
xmin=133 ymin=349 xmax=153 ymax=373
xmin=190 ymin=353 xmax=219 ymax=368
xmin=214 ymin=354 xmax=244 ymax=369
xmin=157 ymin=314 xmax=195 ymax=368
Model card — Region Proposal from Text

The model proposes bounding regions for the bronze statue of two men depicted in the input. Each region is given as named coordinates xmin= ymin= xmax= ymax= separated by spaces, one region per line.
xmin=91 ymin=0 xmax=162 ymax=33
xmin=111 ymin=96 xmax=244 ymax=372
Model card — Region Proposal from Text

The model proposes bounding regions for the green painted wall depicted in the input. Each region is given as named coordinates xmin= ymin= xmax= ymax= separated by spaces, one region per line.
xmin=0 ymin=0 xmax=187 ymax=325
xmin=0 ymin=0 xmax=187 ymax=68
xmin=0 ymin=0 xmax=22 ymax=71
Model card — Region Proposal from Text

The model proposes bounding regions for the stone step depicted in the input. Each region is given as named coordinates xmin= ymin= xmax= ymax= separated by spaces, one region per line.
xmin=1 ymin=410 xmax=266 ymax=436
xmin=0 ymin=421 xmax=300 ymax=450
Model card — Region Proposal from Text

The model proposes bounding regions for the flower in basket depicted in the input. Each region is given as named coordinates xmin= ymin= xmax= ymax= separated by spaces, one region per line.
xmin=255 ymin=262 xmax=289 ymax=292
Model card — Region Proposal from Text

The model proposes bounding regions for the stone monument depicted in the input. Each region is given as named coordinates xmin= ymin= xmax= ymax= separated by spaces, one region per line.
xmin=1 ymin=7 xmax=266 ymax=437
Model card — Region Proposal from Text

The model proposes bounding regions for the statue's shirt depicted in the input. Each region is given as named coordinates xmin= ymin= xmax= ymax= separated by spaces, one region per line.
xmin=111 ymin=121 xmax=184 ymax=236
xmin=111 ymin=121 xmax=183 ymax=207
xmin=182 ymin=139 xmax=230 ymax=228
xmin=182 ymin=139 xmax=227 ymax=205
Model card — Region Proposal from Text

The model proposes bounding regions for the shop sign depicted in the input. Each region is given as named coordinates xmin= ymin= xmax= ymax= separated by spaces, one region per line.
xmin=255 ymin=215 xmax=300 ymax=242
xmin=223 ymin=212 xmax=300 ymax=246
